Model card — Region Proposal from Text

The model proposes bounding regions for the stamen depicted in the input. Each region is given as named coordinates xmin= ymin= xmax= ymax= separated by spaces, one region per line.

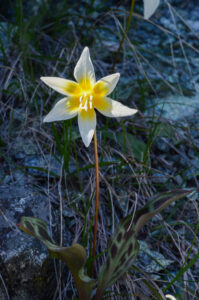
xmin=84 ymin=100 xmax=88 ymax=111
xmin=89 ymin=95 xmax=93 ymax=109
xmin=79 ymin=93 xmax=93 ymax=111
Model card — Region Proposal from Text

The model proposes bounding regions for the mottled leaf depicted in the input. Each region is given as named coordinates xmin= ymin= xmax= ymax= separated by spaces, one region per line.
xmin=18 ymin=217 xmax=95 ymax=300
xmin=144 ymin=0 xmax=160 ymax=19
xmin=96 ymin=218 xmax=139 ymax=299
xmin=134 ymin=189 xmax=192 ymax=235
xmin=96 ymin=189 xmax=191 ymax=298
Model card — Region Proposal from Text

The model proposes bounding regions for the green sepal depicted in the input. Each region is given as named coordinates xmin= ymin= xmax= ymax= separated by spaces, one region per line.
xmin=18 ymin=217 xmax=95 ymax=300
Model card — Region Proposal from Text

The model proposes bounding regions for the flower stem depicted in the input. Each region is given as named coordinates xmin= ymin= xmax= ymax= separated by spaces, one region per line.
xmin=90 ymin=129 xmax=99 ymax=277
xmin=111 ymin=0 xmax=136 ymax=73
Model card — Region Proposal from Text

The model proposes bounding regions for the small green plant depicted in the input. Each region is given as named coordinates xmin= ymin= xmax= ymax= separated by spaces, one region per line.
xmin=19 ymin=190 xmax=191 ymax=300
xmin=40 ymin=46 xmax=138 ymax=276
xmin=18 ymin=45 xmax=192 ymax=299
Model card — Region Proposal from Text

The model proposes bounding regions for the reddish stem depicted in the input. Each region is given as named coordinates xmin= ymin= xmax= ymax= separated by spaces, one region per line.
xmin=90 ymin=130 xmax=99 ymax=277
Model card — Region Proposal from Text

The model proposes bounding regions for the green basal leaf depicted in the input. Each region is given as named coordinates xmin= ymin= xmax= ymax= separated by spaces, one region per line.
xmin=154 ymin=122 xmax=175 ymax=139
xmin=96 ymin=189 xmax=191 ymax=299
xmin=95 ymin=217 xmax=139 ymax=299
xmin=134 ymin=189 xmax=192 ymax=235
xmin=123 ymin=133 xmax=147 ymax=163
xmin=107 ymin=132 xmax=147 ymax=163
xmin=18 ymin=217 xmax=95 ymax=300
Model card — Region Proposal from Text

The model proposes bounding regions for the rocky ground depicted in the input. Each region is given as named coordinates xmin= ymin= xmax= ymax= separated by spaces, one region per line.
xmin=0 ymin=0 xmax=199 ymax=299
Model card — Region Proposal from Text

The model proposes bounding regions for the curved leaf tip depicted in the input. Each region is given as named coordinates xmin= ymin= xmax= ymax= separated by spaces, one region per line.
xmin=18 ymin=216 xmax=95 ymax=300
xmin=134 ymin=189 xmax=192 ymax=235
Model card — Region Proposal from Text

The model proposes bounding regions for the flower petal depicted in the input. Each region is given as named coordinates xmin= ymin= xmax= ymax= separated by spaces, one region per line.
xmin=74 ymin=47 xmax=96 ymax=90
xmin=78 ymin=109 xmax=96 ymax=147
xmin=144 ymin=0 xmax=160 ymax=19
xmin=43 ymin=97 xmax=79 ymax=122
xmin=41 ymin=77 xmax=81 ymax=96
xmin=93 ymin=73 xmax=120 ymax=96
xmin=94 ymin=97 xmax=138 ymax=118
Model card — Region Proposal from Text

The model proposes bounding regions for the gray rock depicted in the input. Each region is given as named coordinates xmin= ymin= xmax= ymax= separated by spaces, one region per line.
xmin=3 ymin=175 xmax=11 ymax=185
xmin=25 ymin=155 xmax=76 ymax=177
xmin=138 ymin=241 xmax=173 ymax=276
xmin=0 ymin=184 xmax=50 ymax=300
xmin=155 ymin=138 xmax=170 ymax=152
xmin=148 ymin=94 xmax=199 ymax=122
xmin=13 ymin=170 xmax=26 ymax=186
xmin=152 ymin=172 xmax=168 ymax=184
xmin=174 ymin=174 xmax=183 ymax=185
xmin=190 ymin=128 xmax=199 ymax=139
xmin=13 ymin=136 xmax=37 ymax=159
xmin=179 ymin=156 xmax=189 ymax=167
xmin=186 ymin=20 xmax=199 ymax=32
xmin=160 ymin=17 xmax=179 ymax=32
xmin=188 ymin=149 xmax=196 ymax=159
xmin=184 ymin=157 xmax=199 ymax=180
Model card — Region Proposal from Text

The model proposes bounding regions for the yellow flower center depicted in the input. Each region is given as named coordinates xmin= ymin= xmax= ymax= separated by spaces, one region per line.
xmin=64 ymin=77 xmax=110 ymax=116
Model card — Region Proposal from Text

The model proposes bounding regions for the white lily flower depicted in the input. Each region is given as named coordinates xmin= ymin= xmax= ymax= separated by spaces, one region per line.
xmin=41 ymin=47 xmax=138 ymax=147
xmin=143 ymin=0 xmax=160 ymax=19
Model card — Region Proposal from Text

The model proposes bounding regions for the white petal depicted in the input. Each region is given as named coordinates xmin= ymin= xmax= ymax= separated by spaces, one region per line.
xmin=43 ymin=98 xmax=78 ymax=122
xmin=93 ymin=73 xmax=120 ymax=96
xmin=143 ymin=0 xmax=160 ymax=19
xmin=95 ymin=97 xmax=138 ymax=118
xmin=41 ymin=77 xmax=81 ymax=96
xmin=74 ymin=47 xmax=96 ymax=86
xmin=165 ymin=295 xmax=177 ymax=300
xmin=78 ymin=110 xmax=96 ymax=147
